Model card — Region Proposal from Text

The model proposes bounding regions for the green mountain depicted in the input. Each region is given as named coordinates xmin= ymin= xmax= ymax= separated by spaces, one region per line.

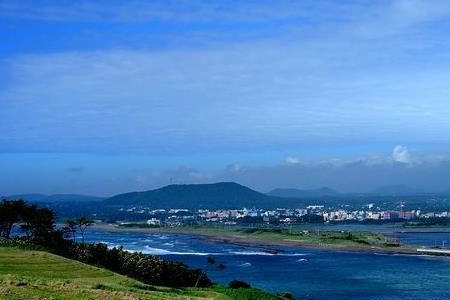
xmin=105 ymin=182 xmax=301 ymax=209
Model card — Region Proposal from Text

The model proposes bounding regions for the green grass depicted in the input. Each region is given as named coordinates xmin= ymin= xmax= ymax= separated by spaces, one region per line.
xmin=0 ymin=247 xmax=280 ymax=300
xmin=151 ymin=226 xmax=400 ymax=249
xmin=237 ymin=228 xmax=399 ymax=248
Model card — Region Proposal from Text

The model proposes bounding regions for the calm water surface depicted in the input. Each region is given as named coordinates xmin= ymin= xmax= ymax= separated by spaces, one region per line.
xmin=85 ymin=229 xmax=450 ymax=300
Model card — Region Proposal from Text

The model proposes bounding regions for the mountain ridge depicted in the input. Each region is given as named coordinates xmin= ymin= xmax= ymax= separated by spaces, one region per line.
xmin=105 ymin=182 xmax=303 ymax=209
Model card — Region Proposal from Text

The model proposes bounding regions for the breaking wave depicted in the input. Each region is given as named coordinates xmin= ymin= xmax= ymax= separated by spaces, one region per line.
xmin=231 ymin=251 xmax=307 ymax=257
xmin=141 ymin=246 xmax=218 ymax=256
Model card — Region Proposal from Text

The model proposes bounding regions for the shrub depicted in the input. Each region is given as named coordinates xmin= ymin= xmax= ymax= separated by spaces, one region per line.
xmin=0 ymin=200 xmax=212 ymax=289
xmin=229 ymin=280 xmax=251 ymax=289
xmin=0 ymin=237 xmax=47 ymax=251
xmin=278 ymin=291 xmax=293 ymax=299
xmin=56 ymin=241 xmax=211 ymax=288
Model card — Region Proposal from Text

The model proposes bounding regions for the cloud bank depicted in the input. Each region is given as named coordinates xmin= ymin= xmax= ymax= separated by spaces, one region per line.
xmin=3 ymin=145 xmax=449 ymax=196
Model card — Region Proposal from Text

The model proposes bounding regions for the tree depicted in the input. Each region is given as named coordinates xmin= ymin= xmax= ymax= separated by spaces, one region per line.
xmin=67 ymin=217 xmax=94 ymax=244
xmin=206 ymin=257 xmax=226 ymax=271
xmin=195 ymin=256 xmax=226 ymax=287
xmin=62 ymin=219 xmax=78 ymax=242
xmin=229 ymin=280 xmax=251 ymax=289
xmin=20 ymin=206 xmax=56 ymax=242
xmin=0 ymin=199 xmax=26 ymax=238
xmin=0 ymin=199 xmax=56 ymax=242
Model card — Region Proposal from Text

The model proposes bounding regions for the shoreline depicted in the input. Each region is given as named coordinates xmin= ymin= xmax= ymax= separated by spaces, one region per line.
xmin=91 ymin=224 xmax=433 ymax=256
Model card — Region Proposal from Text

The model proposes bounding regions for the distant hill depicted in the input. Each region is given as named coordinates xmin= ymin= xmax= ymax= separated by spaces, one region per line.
xmin=267 ymin=187 xmax=340 ymax=198
xmin=5 ymin=194 xmax=105 ymax=203
xmin=371 ymin=184 xmax=422 ymax=196
xmin=105 ymin=182 xmax=305 ymax=209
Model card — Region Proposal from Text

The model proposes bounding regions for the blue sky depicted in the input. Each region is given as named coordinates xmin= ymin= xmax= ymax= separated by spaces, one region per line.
xmin=2 ymin=0 xmax=450 ymax=195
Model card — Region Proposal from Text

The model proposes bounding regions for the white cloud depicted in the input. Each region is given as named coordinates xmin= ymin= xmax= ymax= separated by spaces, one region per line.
xmin=285 ymin=157 xmax=301 ymax=165
xmin=135 ymin=175 xmax=148 ymax=185
xmin=392 ymin=145 xmax=412 ymax=164
xmin=216 ymin=148 xmax=450 ymax=193
xmin=226 ymin=164 xmax=242 ymax=172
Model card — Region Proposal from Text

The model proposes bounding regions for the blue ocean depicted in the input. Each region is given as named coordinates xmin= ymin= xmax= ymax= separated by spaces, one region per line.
xmin=84 ymin=229 xmax=450 ymax=300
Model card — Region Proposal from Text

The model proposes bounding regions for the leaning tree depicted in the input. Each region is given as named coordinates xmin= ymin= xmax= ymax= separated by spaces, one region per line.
xmin=0 ymin=199 xmax=26 ymax=238
xmin=65 ymin=217 xmax=94 ymax=243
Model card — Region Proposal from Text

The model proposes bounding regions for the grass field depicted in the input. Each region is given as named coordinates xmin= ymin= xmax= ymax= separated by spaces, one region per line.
xmin=234 ymin=228 xmax=399 ymax=248
xmin=0 ymin=247 xmax=280 ymax=300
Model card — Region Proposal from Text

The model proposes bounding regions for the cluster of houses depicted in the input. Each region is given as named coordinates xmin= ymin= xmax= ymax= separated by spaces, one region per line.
xmin=118 ymin=205 xmax=450 ymax=226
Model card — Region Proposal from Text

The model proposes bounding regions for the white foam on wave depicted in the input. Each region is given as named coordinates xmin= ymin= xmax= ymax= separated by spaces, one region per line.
xmin=231 ymin=251 xmax=276 ymax=256
xmin=240 ymin=262 xmax=252 ymax=267
xmin=98 ymin=239 xmax=308 ymax=257
xmin=373 ymin=252 xmax=429 ymax=258
xmin=279 ymin=253 xmax=308 ymax=257
xmin=96 ymin=240 xmax=110 ymax=245
xmin=100 ymin=241 xmax=124 ymax=248
xmin=140 ymin=246 xmax=218 ymax=256
xmin=231 ymin=251 xmax=307 ymax=257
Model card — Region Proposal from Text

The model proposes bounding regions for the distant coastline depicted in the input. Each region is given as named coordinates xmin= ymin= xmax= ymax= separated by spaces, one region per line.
xmin=91 ymin=223 xmax=433 ymax=257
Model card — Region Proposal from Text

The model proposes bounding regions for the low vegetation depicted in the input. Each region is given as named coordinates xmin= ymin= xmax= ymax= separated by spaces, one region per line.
xmin=0 ymin=199 xmax=210 ymax=288
xmin=0 ymin=247 xmax=280 ymax=300
xmin=0 ymin=199 xmax=282 ymax=299
xmin=237 ymin=228 xmax=400 ymax=248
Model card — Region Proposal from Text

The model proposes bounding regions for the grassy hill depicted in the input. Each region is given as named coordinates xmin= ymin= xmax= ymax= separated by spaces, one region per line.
xmin=0 ymin=247 xmax=279 ymax=300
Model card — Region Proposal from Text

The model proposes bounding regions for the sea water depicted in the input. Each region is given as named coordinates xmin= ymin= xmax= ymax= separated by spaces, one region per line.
xmin=84 ymin=229 xmax=450 ymax=300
